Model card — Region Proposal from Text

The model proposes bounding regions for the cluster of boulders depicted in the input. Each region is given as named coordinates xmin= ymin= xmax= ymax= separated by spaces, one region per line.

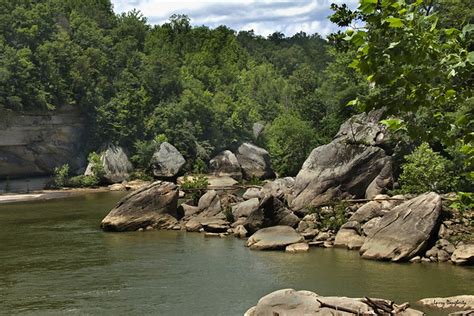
xmin=84 ymin=140 xmax=275 ymax=190
xmin=209 ymin=143 xmax=275 ymax=180
xmin=99 ymin=110 xmax=473 ymax=266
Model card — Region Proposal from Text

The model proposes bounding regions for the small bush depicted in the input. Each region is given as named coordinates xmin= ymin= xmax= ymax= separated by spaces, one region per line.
xmin=53 ymin=164 xmax=70 ymax=188
xmin=131 ymin=134 xmax=168 ymax=170
xmin=181 ymin=175 xmax=209 ymax=204
xmin=68 ymin=175 xmax=100 ymax=188
xmin=398 ymin=143 xmax=459 ymax=194
xmin=129 ymin=170 xmax=153 ymax=181
xmin=450 ymin=192 xmax=474 ymax=215
xmin=88 ymin=152 xmax=106 ymax=180
xmin=192 ymin=158 xmax=208 ymax=174
xmin=224 ymin=206 xmax=235 ymax=223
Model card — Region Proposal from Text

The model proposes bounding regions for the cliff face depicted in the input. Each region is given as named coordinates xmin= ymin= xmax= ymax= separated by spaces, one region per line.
xmin=0 ymin=107 xmax=86 ymax=179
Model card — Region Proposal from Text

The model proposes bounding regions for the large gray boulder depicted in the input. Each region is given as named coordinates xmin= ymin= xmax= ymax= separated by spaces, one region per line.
xmin=101 ymin=181 xmax=179 ymax=231
xmin=244 ymin=195 xmax=300 ymax=234
xmin=236 ymin=143 xmax=275 ymax=180
xmin=451 ymin=244 xmax=474 ymax=265
xmin=360 ymin=192 xmax=442 ymax=261
xmin=150 ymin=142 xmax=185 ymax=178
xmin=245 ymin=289 xmax=423 ymax=316
xmin=290 ymin=142 xmax=391 ymax=210
xmin=290 ymin=110 xmax=393 ymax=211
xmin=246 ymin=226 xmax=304 ymax=250
xmin=84 ymin=144 xmax=133 ymax=183
xmin=209 ymin=150 xmax=242 ymax=180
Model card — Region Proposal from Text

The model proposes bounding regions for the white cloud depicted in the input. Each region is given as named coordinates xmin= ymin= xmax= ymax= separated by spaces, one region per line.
xmin=111 ymin=0 xmax=358 ymax=37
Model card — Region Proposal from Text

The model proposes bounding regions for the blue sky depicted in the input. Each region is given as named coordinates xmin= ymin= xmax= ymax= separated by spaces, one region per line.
xmin=110 ymin=0 xmax=358 ymax=37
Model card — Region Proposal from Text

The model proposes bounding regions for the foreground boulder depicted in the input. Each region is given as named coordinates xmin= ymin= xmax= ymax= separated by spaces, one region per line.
xmin=85 ymin=144 xmax=133 ymax=183
xmin=209 ymin=150 xmax=242 ymax=180
xmin=246 ymin=226 xmax=304 ymax=250
xmin=360 ymin=192 xmax=442 ymax=261
xmin=101 ymin=181 xmax=179 ymax=231
xmin=245 ymin=289 xmax=423 ymax=316
xmin=236 ymin=143 xmax=275 ymax=180
xmin=150 ymin=142 xmax=185 ymax=179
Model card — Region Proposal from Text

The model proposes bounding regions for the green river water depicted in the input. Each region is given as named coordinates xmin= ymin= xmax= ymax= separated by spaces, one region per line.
xmin=0 ymin=192 xmax=472 ymax=315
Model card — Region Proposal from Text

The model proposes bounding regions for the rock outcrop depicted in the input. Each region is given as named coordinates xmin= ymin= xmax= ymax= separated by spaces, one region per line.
xmin=209 ymin=150 xmax=242 ymax=180
xmin=0 ymin=107 xmax=85 ymax=179
xmin=290 ymin=110 xmax=392 ymax=211
xmin=236 ymin=143 xmax=275 ymax=180
xmin=261 ymin=177 xmax=294 ymax=200
xmin=245 ymin=289 xmax=423 ymax=316
xmin=150 ymin=142 xmax=185 ymax=179
xmin=84 ymin=144 xmax=133 ymax=183
xmin=360 ymin=192 xmax=442 ymax=261
xmin=101 ymin=181 xmax=179 ymax=231
xmin=246 ymin=226 xmax=304 ymax=250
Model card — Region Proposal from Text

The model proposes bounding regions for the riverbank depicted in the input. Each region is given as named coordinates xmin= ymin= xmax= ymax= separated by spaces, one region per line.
xmin=0 ymin=188 xmax=112 ymax=204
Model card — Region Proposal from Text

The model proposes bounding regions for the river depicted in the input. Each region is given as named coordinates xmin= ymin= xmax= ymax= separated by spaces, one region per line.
xmin=0 ymin=192 xmax=472 ymax=315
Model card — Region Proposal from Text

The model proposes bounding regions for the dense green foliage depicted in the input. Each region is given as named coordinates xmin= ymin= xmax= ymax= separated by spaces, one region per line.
xmin=2 ymin=0 xmax=472 ymax=191
xmin=398 ymin=143 xmax=458 ymax=194
xmin=0 ymin=0 xmax=364 ymax=176
xmin=331 ymin=0 xmax=473 ymax=192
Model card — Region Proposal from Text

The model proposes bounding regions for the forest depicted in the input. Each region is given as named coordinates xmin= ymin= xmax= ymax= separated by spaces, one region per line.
xmin=0 ymin=0 xmax=472 ymax=195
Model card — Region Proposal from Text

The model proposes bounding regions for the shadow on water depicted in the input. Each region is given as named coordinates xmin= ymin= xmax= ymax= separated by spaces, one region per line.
xmin=0 ymin=192 xmax=472 ymax=315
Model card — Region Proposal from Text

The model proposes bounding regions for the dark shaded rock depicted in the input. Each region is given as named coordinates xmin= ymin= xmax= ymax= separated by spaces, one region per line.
xmin=244 ymin=195 xmax=300 ymax=234
xmin=360 ymin=192 xmax=442 ymax=261
xmin=101 ymin=181 xmax=179 ymax=232
xmin=150 ymin=142 xmax=185 ymax=179
xmin=209 ymin=150 xmax=242 ymax=180
xmin=236 ymin=143 xmax=275 ymax=180
xmin=365 ymin=162 xmax=393 ymax=199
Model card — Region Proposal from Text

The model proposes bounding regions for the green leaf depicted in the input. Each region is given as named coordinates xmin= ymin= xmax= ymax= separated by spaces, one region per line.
xmin=462 ymin=24 xmax=474 ymax=35
xmin=380 ymin=118 xmax=406 ymax=132
xmin=445 ymin=89 xmax=456 ymax=98
xmin=467 ymin=52 xmax=474 ymax=64
xmin=359 ymin=0 xmax=378 ymax=14
xmin=384 ymin=17 xmax=404 ymax=28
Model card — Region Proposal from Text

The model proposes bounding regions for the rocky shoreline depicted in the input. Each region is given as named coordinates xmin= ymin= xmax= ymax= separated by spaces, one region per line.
xmin=244 ymin=289 xmax=474 ymax=316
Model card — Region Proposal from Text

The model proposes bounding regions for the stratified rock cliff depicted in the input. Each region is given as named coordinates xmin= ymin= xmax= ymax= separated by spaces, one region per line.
xmin=0 ymin=107 xmax=86 ymax=179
